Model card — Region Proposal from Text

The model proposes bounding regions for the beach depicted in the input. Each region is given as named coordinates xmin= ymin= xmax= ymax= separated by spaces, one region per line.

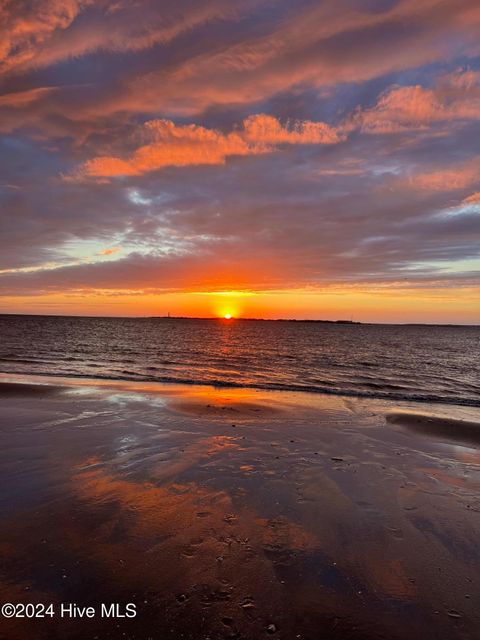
xmin=0 ymin=374 xmax=478 ymax=639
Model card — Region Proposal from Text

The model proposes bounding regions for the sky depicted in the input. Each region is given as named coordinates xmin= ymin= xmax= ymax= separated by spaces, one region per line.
xmin=0 ymin=0 xmax=479 ymax=323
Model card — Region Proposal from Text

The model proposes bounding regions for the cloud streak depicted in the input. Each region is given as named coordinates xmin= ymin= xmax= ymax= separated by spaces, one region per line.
xmin=0 ymin=0 xmax=264 ymax=75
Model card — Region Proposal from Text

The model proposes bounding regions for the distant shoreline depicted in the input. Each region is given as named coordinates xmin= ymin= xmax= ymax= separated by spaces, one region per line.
xmin=0 ymin=313 xmax=478 ymax=328
xmin=0 ymin=313 xmax=478 ymax=327
xmin=148 ymin=316 xmax=362 ymax=324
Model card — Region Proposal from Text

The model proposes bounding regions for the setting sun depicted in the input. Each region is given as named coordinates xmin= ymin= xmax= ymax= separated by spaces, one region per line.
xmin=224 ymin=313 xmax=232 ymax=319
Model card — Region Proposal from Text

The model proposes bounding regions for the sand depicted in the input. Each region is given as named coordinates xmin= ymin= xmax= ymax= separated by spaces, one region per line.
xmin=386 ymin=411 xmax=480 ymax=445
xmin=0 ymin=374 xmax=479 ymax=640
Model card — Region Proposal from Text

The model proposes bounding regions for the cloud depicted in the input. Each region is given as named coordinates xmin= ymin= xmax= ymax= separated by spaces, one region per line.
xmin=0 ymin=0 xmax=264 ymax=76
xmin=98 ymin=247 xmax=121 ymax=256
xmin=1 ymin=1 xmax=480 ymax=143
xmin=353 ymin=71 xmax=480 ymax=134
xmin=405 ymin=158 xmax=480 ymax=192
xmin=0 ymin=0 xmax=91 ymax=75
xmin=463 ymin=192 xmax=480 ymax=204
xmin=114 ymin=0 xmax=480 ymax=118
xmin=242 ymin=114 xmax=341 ymax=145
xmin=0 ymin=86 xmax=58 ymax=107
xmin=71 ymin=114 xmax=343 ymax=178
xmin=1 ymin=0 xmax=480 ymax=319
xmin=67 ymin=68 xmax=480 ymax=182
xmin=2 ymin=127 xmax=479 ymax=299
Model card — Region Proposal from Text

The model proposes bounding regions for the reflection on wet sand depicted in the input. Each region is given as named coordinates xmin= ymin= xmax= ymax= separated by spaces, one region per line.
xmin=0 ymin=375 xmax=479 ymax=639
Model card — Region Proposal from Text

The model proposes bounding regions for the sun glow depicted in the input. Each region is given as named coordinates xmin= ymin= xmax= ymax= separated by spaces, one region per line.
xmin=224 ymin=313 xmax=232 ymax=319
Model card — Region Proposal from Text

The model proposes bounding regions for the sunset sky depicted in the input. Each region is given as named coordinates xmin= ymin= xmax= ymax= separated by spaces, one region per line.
xmin=0 ymin=0 xmax=479 ymax=322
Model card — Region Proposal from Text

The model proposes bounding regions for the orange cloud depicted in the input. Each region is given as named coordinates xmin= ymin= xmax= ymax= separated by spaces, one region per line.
xmin=353 ymin=71 xmax=480 ymax=134
xmin=99 ymin=247 xmax=122 ymax=256
xmin=0 ymin=0 xmax=91 ymax=75
xmin=242 ymin=114 xmax=341 ymax=145
xmin=407 ymin=158 xmax=480 ymax=192
xmin=462 ymin=191 xmax=480 ymax=204
xmin=73 ymin=115 xmax=343 ymax=179
xmin=119 ymin=1 xmax=480 ymax=118
xmin=0 ymin=1 xmax=265 ymax=76
xmin=0 ymin=86 xmax=58 ymax=108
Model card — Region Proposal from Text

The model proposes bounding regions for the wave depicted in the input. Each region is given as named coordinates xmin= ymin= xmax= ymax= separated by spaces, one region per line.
xmin=0 ymin=357 xmax=57 ymax=365
xmin=0 ymin=367 xmax=479 ymax=408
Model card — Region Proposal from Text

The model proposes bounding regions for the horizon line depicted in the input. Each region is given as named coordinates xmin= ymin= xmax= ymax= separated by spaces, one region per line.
xmin=0 ymin=312 xmax=478 ymax=327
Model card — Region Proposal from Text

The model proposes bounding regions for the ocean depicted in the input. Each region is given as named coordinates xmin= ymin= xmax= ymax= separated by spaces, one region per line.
xmin=0 ymin=314 xmax=478 ymax=407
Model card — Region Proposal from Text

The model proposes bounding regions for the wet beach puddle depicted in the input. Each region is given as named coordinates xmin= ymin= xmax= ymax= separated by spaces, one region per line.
xmin=0 ymin=378 xmax=479 ymax=639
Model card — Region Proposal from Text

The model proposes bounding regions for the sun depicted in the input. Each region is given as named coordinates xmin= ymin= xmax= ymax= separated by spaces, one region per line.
xmin=224 ymin=313 xmax=232 ymax=319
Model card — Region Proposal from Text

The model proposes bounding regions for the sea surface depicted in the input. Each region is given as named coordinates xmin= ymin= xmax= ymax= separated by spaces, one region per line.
xmin=0 ymin=314 xmax=479 ymax=407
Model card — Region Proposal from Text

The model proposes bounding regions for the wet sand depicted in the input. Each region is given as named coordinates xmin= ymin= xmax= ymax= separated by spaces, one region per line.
xmin=0 ymin=375 xmax=479 ymax=640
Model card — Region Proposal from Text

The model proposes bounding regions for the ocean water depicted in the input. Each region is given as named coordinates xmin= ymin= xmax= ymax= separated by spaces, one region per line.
xmin=0 ymin=314 xmax=479 ymax=407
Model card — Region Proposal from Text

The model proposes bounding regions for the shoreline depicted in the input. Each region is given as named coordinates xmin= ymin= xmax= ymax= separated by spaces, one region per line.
xmin=1 ymin=369 xmax=479 ymax=410
xmin=2 ymin=372 xmax=480 ymax=445
xmin=0 ymin=375 xmax=479 ymax=639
